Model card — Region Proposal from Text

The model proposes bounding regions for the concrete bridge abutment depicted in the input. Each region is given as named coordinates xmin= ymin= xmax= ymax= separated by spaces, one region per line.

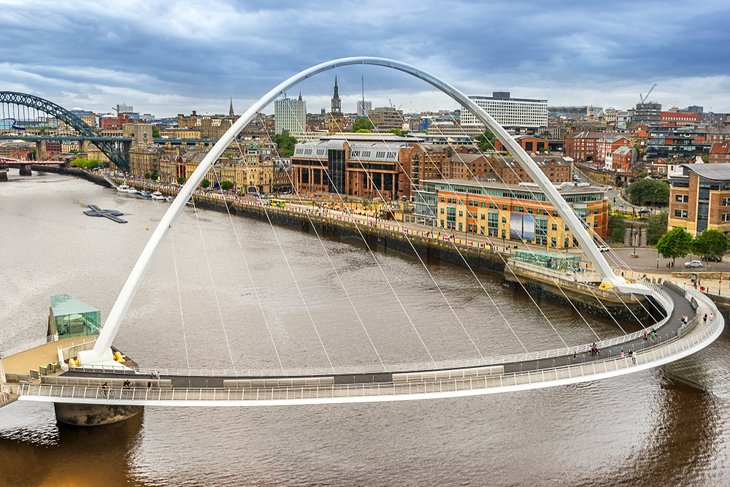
xmin=54 ymin=402 xmax=143 ymax=426
xmin=35 ymin=140 xmax=47 ymax=161
xmin=18 ymin=165 xmax=32 ymax=176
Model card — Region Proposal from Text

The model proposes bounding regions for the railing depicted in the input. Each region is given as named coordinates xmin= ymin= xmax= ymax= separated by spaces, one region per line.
xmin=18 ymin=307 xmax=722 ymax=404
xmin=70 ymin=284 xmax=675 ymax=379
xmin=57 ymin=339 xmax=96 ymax=365
xmin=0 ymin=335 xmax=55 ymax=358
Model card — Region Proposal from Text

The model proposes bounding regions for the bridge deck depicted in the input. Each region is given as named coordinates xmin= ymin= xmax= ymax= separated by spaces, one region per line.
xmin=9 ymin=285 xmax=722 ymax=406
xmin=2 ymin=336 xmax=96 ymax=379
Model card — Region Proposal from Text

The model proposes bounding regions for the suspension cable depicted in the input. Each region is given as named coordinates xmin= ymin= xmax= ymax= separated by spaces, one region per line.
xmin=280 ymin=94 xmax=440 ymax=363
xmin=210 ymin=159 xmax=285 ymax=371
xmin=189 ymin=193 xmax=236 ymax=367
xmin=168 ymin=227 xmax=191 ymax=369
xmin=251 ymin=120 xmax=387 ymax=370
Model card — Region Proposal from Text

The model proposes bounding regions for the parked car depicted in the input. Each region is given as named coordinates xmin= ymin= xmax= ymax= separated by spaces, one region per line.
xmin=597 ymin=245 xmax=610 ymax=253
xmin=701 ymin=255 xmax=722 ymax=262
xmin=684 ymin=260 xmax=703 ymax=268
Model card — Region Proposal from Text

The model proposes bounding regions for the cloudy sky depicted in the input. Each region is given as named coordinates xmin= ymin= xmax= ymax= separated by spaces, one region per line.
xmin=1 ymin=0 xmax=728 ymax=117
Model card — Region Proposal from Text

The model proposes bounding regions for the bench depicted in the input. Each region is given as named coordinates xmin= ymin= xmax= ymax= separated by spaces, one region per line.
xmin=223 ymin=377 xmax=334 ymax=389
xmin=392 ymin=365 xmax=505 ymax=383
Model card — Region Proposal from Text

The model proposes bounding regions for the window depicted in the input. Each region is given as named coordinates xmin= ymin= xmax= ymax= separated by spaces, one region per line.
xmin=551 ymin=223 xmax=558 ymax=231
xmin=674 ymin=209 xmax=688 ymax=218
xmin=676 ymin=194 xmax=689 ymax=203
xmin=723 ymin=197 xmax=730 ymax=206
xmin=723 ymin=213 xmax=730 ymax=222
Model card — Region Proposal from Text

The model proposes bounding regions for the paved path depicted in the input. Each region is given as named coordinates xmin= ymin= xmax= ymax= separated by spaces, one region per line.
xmin=61 ymin=284 xmax=693 ymax=388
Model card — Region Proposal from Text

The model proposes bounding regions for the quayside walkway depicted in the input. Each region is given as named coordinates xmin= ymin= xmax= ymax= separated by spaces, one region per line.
xmin=12 ymin=284 xmax=723 ymax=407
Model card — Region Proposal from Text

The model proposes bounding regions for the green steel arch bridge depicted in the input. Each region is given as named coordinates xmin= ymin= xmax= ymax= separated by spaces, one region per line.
xmin=0 ymin=91 xmax=215 ymax=172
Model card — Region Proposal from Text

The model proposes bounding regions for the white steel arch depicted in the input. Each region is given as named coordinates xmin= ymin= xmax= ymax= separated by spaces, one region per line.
xmin=81 ymin=57 xmax=636 ymax=365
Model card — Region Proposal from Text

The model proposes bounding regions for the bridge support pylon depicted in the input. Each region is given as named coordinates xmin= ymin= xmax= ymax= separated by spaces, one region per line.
xmin=54 ymin=402 xmax=143 ymax=426
xmin=18 ymin=165 xmax=32 ymax=176
xmin=35 ymin=140 xmax=47 ymax=161
xmin=0 ymin=169 xmax=7 ymax=182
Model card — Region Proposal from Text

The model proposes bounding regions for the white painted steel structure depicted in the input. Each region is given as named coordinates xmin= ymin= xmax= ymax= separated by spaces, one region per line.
xmin=81 ymin=57 xmax=638 ymax=365
xmin=16 ymin=289 xmax=725 ymax=406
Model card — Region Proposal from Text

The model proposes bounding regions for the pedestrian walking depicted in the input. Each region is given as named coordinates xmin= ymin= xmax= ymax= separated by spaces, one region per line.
xmin=703 ymin=313 xmax=708 ymax=324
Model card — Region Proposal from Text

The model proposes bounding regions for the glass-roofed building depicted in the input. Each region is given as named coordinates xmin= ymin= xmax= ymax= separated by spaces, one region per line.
xmin=48 ymin=294 xmax=101 ymax=339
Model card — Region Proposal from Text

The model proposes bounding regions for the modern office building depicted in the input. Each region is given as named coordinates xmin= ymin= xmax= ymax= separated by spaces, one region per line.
xmin=290 ymin=135 xmax=417 ymax=200
xmin=461 ymin=92 xmax=548 ymax=129
xmin=414 ymin=179 xmax=607 ymax=248
xmin=669 ymin=163 xmax=730 ymax=236
xmin=632 ymin=102 xmax=662 ymax=125
xmin=357 ymin=100 xmax=372 ymax=117
xmin=368 ymin=107 xmax=404 ymax=131
xmin=645 ymin=126 xmax=710 ymax=162
xmin=274 ymin=93 xmax=307 ymax=135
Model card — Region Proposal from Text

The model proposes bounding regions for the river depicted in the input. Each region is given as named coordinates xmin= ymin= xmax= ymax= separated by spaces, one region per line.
xmin=1 ymin=170 xmax=728 ymax=486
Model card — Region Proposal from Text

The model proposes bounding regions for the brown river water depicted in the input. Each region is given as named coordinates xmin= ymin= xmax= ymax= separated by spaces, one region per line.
xmin=1 ymin=170 xmax=728 ymax=486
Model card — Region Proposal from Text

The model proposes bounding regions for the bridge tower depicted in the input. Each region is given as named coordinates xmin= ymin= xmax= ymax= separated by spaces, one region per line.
xmin=35 ymin=140 xmax=47 ymax=161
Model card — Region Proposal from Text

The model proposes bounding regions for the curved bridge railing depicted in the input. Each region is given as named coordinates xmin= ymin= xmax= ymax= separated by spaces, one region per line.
xmin=15 ymin=286 xmax=723 ymax=406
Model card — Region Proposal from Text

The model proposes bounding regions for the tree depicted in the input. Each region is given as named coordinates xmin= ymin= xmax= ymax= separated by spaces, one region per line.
xmin=625 ymin=179 xmax=669 ymax=206
xmin=220 ymin=180 xmax=234 ymax=191
xmin=151 ymin=125 xmax=160 ymax=138
xmin=691 ymin=229 xmax=729 ymax=262
xmin=475 ymin=130 xmax=496 ymax=152
xmin=177 ymin=176 xmax=186 ymax=185
xmin=608 ymin=215 xmax=626 ymax=243
xmin=388 ymin=128 xmax=409 ymax=137
xmin=656 ymin=227 xmax=693 ymax=264
xmin=646 ymin=211 xmax=668 ymax=245
xmin=70 ymin=157 xmax=101 ymax=169
xmin=201 ymin=179 xmax=210 ymax=189
xmin=354 ymin=128 xmax=372 ymax=133
xmin=351 ymin=118 xmax=374 ymax=132
xmin=150 ymin=170 xmax=159 ymax=181
xmin=271 ymin=132 xmax=297 ymax=157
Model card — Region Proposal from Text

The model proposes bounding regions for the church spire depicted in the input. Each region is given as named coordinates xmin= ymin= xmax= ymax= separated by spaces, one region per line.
xmin=331 ymin=76 xmax=341 ymax=114
xmin=229 ymin=97 xmax=234 ymax=117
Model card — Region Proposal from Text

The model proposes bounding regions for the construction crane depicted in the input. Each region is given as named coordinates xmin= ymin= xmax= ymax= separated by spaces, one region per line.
xmin=640 ymin=84 xmax=657 ymax=104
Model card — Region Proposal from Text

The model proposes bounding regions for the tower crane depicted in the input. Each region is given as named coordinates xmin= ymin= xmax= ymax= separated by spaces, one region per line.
xmin=640 ymin=84 xmax=657 ymax=104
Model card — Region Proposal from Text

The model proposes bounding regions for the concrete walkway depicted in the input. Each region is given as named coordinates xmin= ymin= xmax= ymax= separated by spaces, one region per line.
xmin=60 ymin=284 xmax=693 ymax=388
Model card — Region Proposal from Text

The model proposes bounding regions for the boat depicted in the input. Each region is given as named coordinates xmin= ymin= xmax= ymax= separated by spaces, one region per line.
xmin=124 ymin=186 xmax=139 ymax=194
xmin=138 ymin=191 xmax=152 ymax=199
xmin=116 ymin=184 xmax=130 ymax=192
xmin=151 ymin=191 xmax=166 ymax=201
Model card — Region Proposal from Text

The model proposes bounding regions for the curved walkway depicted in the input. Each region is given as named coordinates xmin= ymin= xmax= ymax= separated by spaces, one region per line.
xmin=14 ymin=284 xmax=724 ymax=406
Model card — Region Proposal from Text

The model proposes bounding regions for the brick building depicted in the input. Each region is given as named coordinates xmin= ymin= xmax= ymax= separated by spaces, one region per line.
xmin=660 ymin=111 xmax=700 ymax=126
xmin=604 ymin=146 xmax=634 ymax=172
xmin=669 ymin=163 xmax=730 ymax=236
xmin=493 ymin=135 xmax=550 ymax=153
xmin=414 ymin=179 xmax=607 ymax=248
xmin=709 ymin=143 xmax=730 ymax=163
xmin=291 ymin=135 xmax=426 ymax=201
